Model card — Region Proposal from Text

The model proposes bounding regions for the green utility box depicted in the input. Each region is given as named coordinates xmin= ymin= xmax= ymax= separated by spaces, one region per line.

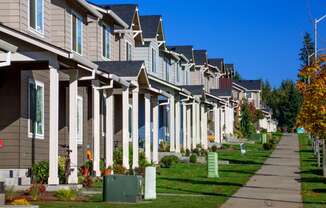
xmin=207 ymin=152 xmax=219 ymax=178
xmin=261 ymin=133 xmax=267 ymax=144
xmin=103 ymin=175 xmax=144 ymax=203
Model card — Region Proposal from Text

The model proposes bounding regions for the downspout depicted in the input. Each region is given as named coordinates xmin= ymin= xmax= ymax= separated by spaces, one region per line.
xmin=0 ymin=51 xmax=11 ymax=67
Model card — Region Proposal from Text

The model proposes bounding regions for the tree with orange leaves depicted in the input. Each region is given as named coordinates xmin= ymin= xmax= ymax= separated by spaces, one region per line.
xmin=296 ymin=59 xmax=326 ymax=140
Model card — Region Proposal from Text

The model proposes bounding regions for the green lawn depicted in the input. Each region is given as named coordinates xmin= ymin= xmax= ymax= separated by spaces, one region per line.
xmin=36 ymin=142 xmax=272 ymax=208
xmin=299 ymin=134 xmax=326 ymax=208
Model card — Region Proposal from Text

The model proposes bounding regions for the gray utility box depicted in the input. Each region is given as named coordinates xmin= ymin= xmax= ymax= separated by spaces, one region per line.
xmin=103 ymin=175 xmax=144 ymax=203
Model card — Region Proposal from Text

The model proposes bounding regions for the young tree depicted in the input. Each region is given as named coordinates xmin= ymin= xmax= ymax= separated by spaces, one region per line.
xmin=240 ymin=101 xmax=255 ymax=138
xmin=297 ymin=58 xmax=326 ymax=175
xmin=299 ymin=32 xmax=314 ymax=67
xmin=233 ymin=71 xmax=242 ymax=81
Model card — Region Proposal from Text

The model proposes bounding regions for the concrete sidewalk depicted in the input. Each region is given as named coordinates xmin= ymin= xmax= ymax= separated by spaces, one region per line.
xmin=221 ymin=134 xmax=303 ymax=208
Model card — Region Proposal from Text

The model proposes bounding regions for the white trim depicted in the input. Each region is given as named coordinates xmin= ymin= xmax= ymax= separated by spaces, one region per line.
xmin=28 ymin=79 xmax=45 ymax=140
xmin=71 ymin=11 xmax=84 ymax=56
xmin=125 ymin=40 xmax=132 ymax=61
xmin=28 ymin=0 xmax=45 ymax=37
xmin=77 ymin=95 xmax=83 ymax=145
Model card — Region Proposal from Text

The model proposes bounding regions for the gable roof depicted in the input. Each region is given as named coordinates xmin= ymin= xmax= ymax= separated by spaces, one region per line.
xmin=180 ymin=85 xmax=204 ymax=96
xmin=193 ymin=50 xmax=208 ymax=66
xmin=167 ymin=45 xmax=194 ymax=62
xmin=140 ymin=15 xmax=161 ymax=39
xmin=95 ymin=61 xmax=144 ymax=77
xmin=224 ymin=63 xmax=235 ymax=75
xmin=208 ymin=58 xmax=224 ymax=71
xmin=234 ymin=80 xmax=262 ymax=91
xmin=210 ymin=88 xmax=232 ymax=97
xmin=100 ymin=4 xmax=137 ymax=29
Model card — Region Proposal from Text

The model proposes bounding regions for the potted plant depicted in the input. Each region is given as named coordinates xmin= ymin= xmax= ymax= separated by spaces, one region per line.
xmin=102 ymin=166 xmax=112 ymax=176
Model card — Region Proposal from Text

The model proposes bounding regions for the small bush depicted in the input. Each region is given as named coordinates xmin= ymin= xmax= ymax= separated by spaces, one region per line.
xmin=55 ymin=188 xmax=79 ymax=201
xmin=159 ymin=141 xmax=170 ymax=152
xmin=211 ymin=145 xmax=218 ymax=152
xmin=185 ymin=149 xmax=191 ymax=156
xmin=31 ymin=161 xmax=49 ymax=184
xmin=160 ymin=155 xmax=179 ymax=168
xmin=5 ymin=186 xmax=17 ymax=201
xmin=263 ymin=142 xmax=273 ymax=150
xmin=189 ymin=154 xmax=197 ymax=163
xmin=192 ymin=148 xmax=200 ymax=156
xmin=113 ymin=164 xmax=127 ymax=175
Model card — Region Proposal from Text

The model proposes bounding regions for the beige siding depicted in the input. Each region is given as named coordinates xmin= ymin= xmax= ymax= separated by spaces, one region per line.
xmin=0 ymin=0 xmax=20 ymax=30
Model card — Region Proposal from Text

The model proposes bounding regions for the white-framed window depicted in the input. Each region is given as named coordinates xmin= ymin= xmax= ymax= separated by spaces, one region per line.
xmin=28 ymin=80 xmax=44 ymax=139
xmin=126 ymin=42 xmax=132 ymax=61
xmin=152 ymin=48 xmax=156 ymax=72
xmin=102 ymin=25 xmax=111 ymax=59
xmin=77 ymin=96 xmax=83 ymax=145
xmin=29 ymin=0 xmax=44 ymax=34
xmin=72 ymin=12 xmax=83 ymax=55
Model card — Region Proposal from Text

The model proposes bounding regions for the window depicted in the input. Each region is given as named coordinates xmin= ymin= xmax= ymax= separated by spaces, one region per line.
xmin=152 ymin=48 xmax=156 ymax=72
xmin=72 ymin=13 xmax=83 ymax=55
xmin=102 ymin=25 xmax=111 ymax=59
xmin=246 ymin=92 xmax=252 ymax=99
xmin=77 ymin=96 xmax=83 ymax=145
xmin=28 ymin=80 xmax=44 ymax=139
xmin=29 ymin=0 xmax=44 ymax=34
xmin=126 ymin=42 xmax=132 ymax=60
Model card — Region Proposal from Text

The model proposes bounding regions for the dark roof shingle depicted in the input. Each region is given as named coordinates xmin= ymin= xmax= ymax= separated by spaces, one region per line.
xmin=210 ymin=88 xmax=232 ymax=97
xmin=100 ymin=4 xmax=137 ymax=28
xmin=234 ymin=80 xmax=262 ymax=90
xmin=193 ymin=50 xmax=207 ymax=65
xmin=139 ymin=15 xmax=161 ymax=39
xmin=167 ymin=45 xmax=194 ymax=61
xmin=95 ymin=61 xmax=144 ymax=77
xmin=208 ymin=58 xmax=224 ymax=71
xmin=180 ymin=85 xmax=204 ymax=96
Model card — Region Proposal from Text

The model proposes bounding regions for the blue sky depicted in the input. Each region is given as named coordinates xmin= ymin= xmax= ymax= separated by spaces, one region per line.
xmin=90 ymin=0 xmax=326 ymax=87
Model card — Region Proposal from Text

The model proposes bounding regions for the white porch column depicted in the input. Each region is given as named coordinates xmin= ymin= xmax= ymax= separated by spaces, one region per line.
xmin=132 ymin=88 xmax=139 ymax=168
xmin=203 ymin=107 xmax=208 ymax=149
xmin=105 ymin=89 xmax=114 ymax=168
xmin=175 ymin=99 xmax=180 ymax=153
xmin=152 ymin=96 xmax=159 ymax=164
xmin=122 ymin=87 xmax=130 ymax=169
xmin=192 ymin=102 xmax=197 ymax=149
xmin=214 ymin=105 xmax=220 ymax=143
xmin=186 ymin=106 xmax=191 ymax=150
xmin=68 ymin=70 xmax=78 ymax=184
xmin=182 ymin=104 xmax=187 ymax=150
xmin=201 ymin=105 xmax=208 ymax=149
xmin=92 ymin=80 xmax=101 ymax=176
xmin=48 ymin=61 xmax=59 ymax=185
xmin=196 ymin=103 xmax=201 ymax=146
xmin=169 ymin=95 xmax=175 ymax=152
xmin=144 ymin=93 xmax=151 ymax=162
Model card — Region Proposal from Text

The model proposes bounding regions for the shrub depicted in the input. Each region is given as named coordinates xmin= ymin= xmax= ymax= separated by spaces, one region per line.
xmin=189 ymin=154 xmax=197 ymax=163
xmin=159 ymin=141 xmax=170 ymax=152
xmin=160 ymin=155 xmax=179 ymax=168
xmin=11 ymin=198 xmax=30 ymax=205
xmin=113 ymin=147 xmax=123 ymax=165
xmin=185 ymin=149 xmax=191 ymax=156
xmin=211 ymin=145 xmax=218 ymax=152
xmin=192 ymin=147 xmax=200 ymax=156
xmin=263 ymin=142 xmax=273 ymax=150
xmin=31 ymin=161 xmax=49 ymax=184
xmin=200 ymin=149 xmax=208 ymax=157
xmin=80 ymin=176 xmax=93 ymax=188
xmin=5 ymin=186 xmax=17 ymax=201
xmin=180 ymin=148 xmax=185 ymax=155
xmin=113 ymin=164 xmax=127 ymax=175
xmin=55 ymin=188 xmax=79 ymax=201
xmin=27 ymin=183 xmax=46 ymax=201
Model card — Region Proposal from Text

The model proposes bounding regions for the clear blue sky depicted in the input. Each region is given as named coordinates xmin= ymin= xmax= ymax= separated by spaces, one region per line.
xmin=90 ymin=0 xmax=326 ymax=87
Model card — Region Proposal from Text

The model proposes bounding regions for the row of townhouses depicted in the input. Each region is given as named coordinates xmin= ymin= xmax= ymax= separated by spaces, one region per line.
xmin=0 ymin=0 xmax=277 ymax=186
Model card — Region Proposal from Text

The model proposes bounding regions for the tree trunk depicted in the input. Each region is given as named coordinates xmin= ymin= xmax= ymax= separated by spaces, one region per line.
xmin=317 ymin=140 xmax=321 ymax=167
xmin=323 ymin=140 xmax=326 ymax=177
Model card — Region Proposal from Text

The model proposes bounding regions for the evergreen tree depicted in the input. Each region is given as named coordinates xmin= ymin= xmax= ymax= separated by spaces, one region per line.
xmin=233 ymin=71 xmax=242 ymax=81
xmin=299 ymin=32 xmax=314 ymax=67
